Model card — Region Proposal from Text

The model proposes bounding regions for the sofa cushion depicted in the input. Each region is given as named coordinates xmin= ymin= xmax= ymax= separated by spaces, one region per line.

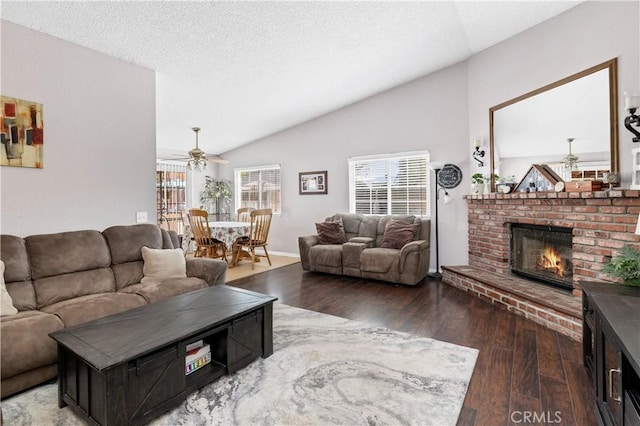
xmin=309 ymin=244 xmax=343 ymax=274
xmin=315 ymin=220 xmax=347 ymax=244
xmin=104 ymin=224 xmax=164 ymax=264
xmin=103 ymin=224 xmax=164 ymax=289
xmin=0 ymin=235 xmax=31 ymax=282
xmin=161 ymin=229 xmax=177 ymax=249
xmin=328 ymin=213 xmax=364 ymax=240
xmin=132 ymin=277 xmax=208 ymax=304
xmin=380 ymin=218 xmax=419 ymax=249
xmin=1 ymin=235 xmax=37 ymax=311
xmin=40 ymin=292 xmax=146 ymax=328
xmin=1 ymin=310 xmax=64 ymax=379
xmin=111 ymin=262 xmax=145 ymax=290
xmin=26 ymin=230 xmax=111 ymax=279
xmin=1 ymin=261 xmax=18 ymax=316
xmin=4 ymin=280 xmax=36 ymax=312
xmin=360 ymin=248 xmax=400 ymax=273
xmin=141 ymin=247 xmax=187 ymax=283
xmin=34 ymin=268 xmax=117 ymax=309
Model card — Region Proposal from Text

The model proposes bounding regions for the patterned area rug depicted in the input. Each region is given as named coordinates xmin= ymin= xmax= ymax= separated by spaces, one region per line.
xmin=2 ymin=304 xmax=478 ymax=425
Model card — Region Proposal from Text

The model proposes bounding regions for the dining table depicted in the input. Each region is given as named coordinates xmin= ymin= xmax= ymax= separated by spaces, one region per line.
xmin=208 ymin=221 xmax=251 ymax=252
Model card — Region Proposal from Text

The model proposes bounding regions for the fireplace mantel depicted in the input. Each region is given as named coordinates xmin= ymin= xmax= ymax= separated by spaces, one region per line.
xmin=441 ymin=189 xmax=640 ymax=341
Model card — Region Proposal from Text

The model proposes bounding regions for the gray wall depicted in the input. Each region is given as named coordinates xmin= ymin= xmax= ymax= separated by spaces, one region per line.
xmin=1 ymin=21 xmax=157 ymax=236
xmin=220 ymin=61 xmax=470 ymax=269
xmin=219 ymin=1 xmax=639 ymax=272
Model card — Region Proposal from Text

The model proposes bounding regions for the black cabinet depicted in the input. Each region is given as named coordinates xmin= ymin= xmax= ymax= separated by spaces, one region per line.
xmin=582 ymin=282 xmax=640 ymax=426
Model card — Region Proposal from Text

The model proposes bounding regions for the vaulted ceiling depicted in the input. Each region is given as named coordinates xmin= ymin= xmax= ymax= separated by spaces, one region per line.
xmin=2 ymin=1 xmax=581 ymax=159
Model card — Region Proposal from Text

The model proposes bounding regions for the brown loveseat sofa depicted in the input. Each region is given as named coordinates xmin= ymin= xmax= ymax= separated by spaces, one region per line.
xmin=0 ymin=223 xmax=227 ymax=398
xmin=298 ymin=213 xmax=430 ymax=285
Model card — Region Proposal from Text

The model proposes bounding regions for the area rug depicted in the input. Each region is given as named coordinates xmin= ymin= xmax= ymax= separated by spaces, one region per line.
xmin=225 ymin=254 xmax=300 ymax=282
xmin=2 ymin=304 xmax=478 ymax=426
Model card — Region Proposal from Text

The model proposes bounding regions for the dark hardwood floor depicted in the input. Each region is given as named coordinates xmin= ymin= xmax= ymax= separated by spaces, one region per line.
xmin=227 ymin=263 xmax=597 ymax=426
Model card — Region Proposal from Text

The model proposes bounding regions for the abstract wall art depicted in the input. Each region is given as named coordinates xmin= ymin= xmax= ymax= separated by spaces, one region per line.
xmin=1 ymin=96 xmax=44 ymax=168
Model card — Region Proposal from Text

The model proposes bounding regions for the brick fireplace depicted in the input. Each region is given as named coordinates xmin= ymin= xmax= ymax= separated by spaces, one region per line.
xmin=442 ymin=189 xmax=640 ymax=341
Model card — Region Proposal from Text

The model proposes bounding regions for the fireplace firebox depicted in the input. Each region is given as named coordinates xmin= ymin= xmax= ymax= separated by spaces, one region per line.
xmin=510 ymin=223 xmax=573 ymax=291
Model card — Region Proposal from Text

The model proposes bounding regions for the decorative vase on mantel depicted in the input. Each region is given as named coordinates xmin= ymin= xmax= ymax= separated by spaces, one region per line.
xmin=471 ymin=173 xmax=485 ymax=195
xmin=471 ymin=183 xmax=484 ymax=194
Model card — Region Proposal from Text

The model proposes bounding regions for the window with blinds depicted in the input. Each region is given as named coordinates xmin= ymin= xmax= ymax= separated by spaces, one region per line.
xmin=156 ymin=161 xmax=188 ymax=234
xmin=348 ymin=152 xmax=430 ymax=216
xmin=234 ymin=165 xmax=281 ymax=214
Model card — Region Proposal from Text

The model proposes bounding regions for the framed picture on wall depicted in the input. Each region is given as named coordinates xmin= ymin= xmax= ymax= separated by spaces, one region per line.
xmin=1 ymin=95 xmax=44 ymax=168
xmin=299 ymin=170 xmax=328 ymax=195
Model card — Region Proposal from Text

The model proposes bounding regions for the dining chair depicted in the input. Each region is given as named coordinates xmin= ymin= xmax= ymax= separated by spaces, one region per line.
xmin=236 ymin=207 xmax=255 ymax=222
xmin=231 ymin=208 xmax=272 ymax=269
xmin=187 ymin=208 xmax=228 ymax=263
xmin=180 ymin=208 xmax=193 ymax=253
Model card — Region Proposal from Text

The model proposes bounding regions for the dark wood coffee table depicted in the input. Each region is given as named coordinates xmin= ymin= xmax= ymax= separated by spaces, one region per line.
xmin=49 ymin=285 xmax=277 ymax=426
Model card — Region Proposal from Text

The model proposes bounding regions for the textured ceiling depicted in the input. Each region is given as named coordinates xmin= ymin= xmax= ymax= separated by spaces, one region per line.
xmin=1 ymin=1 xmax=582 ymax=159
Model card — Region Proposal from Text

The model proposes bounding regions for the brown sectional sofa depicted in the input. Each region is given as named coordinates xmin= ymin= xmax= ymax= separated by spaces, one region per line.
xmin=0 ymin=223 xmax=227 ymax=398
xmin=298 ymin=213 xmax=431 ymax=285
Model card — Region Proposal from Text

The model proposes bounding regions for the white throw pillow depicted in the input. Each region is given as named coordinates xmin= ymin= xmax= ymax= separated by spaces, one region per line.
xmin=1 ymin=260 xmax=18 ymax=316
xmin=141 ymin=247 xmax=187 ymax=284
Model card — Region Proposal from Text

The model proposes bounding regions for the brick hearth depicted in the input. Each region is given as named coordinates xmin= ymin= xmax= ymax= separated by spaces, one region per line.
xmin=442 ymin=189 xmax=640 ymax=340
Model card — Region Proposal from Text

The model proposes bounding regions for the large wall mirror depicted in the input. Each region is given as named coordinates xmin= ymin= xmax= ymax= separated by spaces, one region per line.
xmin=489 ymin=58 xmax=619 ymax=192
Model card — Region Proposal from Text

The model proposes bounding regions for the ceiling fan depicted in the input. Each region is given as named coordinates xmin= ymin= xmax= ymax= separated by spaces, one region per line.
xmin=171 ymin=127 xmax=229 ymax=170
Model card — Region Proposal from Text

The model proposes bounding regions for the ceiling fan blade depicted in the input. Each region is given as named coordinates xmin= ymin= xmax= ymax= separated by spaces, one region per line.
xmin=169 ymin=154 xmax=191 ymax=160
xmin=207 ymin=155 xmax=229 ymax=164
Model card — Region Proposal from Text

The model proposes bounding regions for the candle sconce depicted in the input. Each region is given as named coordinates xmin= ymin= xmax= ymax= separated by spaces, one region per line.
xmin=472 ymin=146 xmax=485 ymax=166
xmin=472 ymin=137 xmax=485 ymax=166
xmin=624 ymin=92 xmax=640 ymax=142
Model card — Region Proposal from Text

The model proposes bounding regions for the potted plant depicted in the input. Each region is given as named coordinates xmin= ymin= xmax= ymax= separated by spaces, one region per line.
xmin=485 ymin=173 xmax=500 ymax=194
xmin=603 ymin=244 xmax=640 ymax=286
xmin=471 ymin=173 xmax=485 ymax=194
xmin=200 ymin=176 xmax=232 ymax=217
xmin=486 ymin=173 xmax=500 ymax=183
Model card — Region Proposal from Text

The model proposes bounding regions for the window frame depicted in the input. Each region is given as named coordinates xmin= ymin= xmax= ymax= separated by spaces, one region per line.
xmin=234 ymin=164 xmax=282 ymax=215
xmin=348 ymin=151 xmax=430 ymax=217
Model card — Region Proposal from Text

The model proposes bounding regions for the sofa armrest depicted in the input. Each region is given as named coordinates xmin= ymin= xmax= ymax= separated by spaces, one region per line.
xmin=186 ymin=258 xmax=227 ymax=285
xmin=298 ymin=235 xmax=320 ymax=270
xmin=398 ymin=240 xmax=430 ymax=273
xmin=348 ymin=237 xmax=375 ymax=248
xmin=342 ymin=242 xmax=366 ymax=269
xmin=400 ymin=239 xmax=429 ymax=252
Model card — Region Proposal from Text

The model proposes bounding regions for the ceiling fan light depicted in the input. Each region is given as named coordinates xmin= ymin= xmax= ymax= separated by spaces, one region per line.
xmin=186 ymin=126 xmax=209 ymax=172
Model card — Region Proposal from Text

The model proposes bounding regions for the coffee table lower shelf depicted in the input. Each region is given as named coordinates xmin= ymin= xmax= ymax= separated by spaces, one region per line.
xmin=50 ymin=286 xmax=276 ymax=426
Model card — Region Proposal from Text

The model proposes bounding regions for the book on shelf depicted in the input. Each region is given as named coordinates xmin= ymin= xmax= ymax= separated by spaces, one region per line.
xmin=185 ymin=340 xmax=204 ymax=353
xmin=185 ymin=343 xmax=211 ymax=375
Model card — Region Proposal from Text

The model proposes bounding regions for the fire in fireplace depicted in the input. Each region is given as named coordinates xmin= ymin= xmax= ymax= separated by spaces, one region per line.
xmin=510 ymin=223 xmax=573 ymax=291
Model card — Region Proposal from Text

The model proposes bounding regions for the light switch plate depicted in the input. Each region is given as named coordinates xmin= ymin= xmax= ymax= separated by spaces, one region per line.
xmin=136 ymin=211 xmax=148 ymax=223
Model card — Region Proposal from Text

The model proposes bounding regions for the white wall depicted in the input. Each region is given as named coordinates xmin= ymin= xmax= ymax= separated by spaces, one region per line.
xmin=468 ymin=1 xmax=640 ymax=184
xmin=0 ymin=21 xmax=157 ymax=236
xmin=219 ymin=61 xmax=470 ymax=271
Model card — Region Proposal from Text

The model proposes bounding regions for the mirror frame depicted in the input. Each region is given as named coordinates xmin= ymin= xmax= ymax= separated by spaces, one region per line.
xmin=489 ymin=58 xmax=619 ymax=192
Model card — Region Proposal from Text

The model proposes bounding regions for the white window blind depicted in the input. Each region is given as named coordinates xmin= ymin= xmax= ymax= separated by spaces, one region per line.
xmin=348 ymin=152 xmax=430 ymax=216
xmin=234 ymin=165 xmax=281 ymax=214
